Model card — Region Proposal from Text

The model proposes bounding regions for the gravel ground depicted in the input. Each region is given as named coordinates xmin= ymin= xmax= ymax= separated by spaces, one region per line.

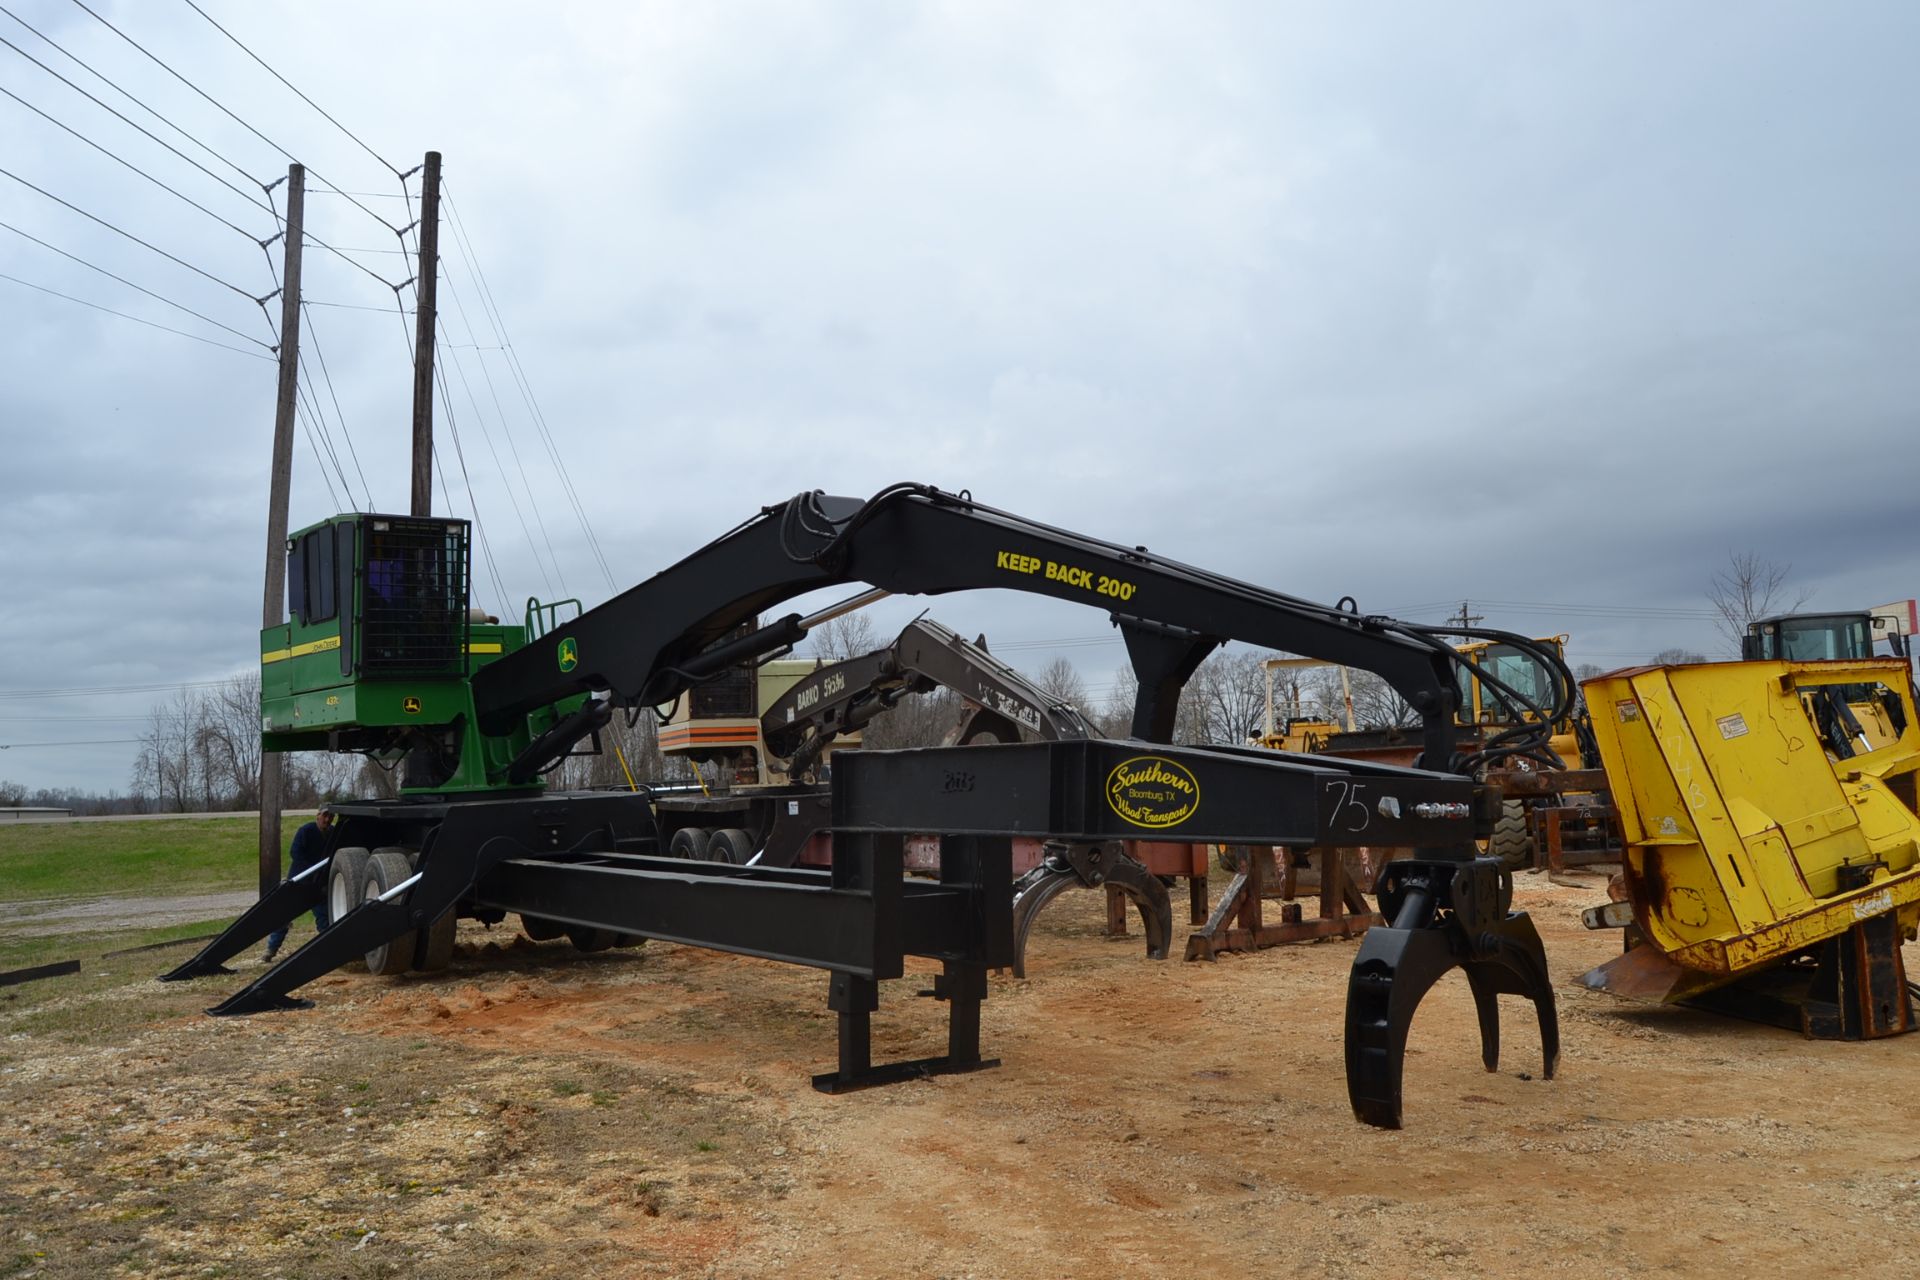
xmin=3 ymin=872 xmax=1919 ymax=1278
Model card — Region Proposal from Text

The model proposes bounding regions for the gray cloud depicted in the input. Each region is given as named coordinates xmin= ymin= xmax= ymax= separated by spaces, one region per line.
xmin=3 ymin=1 xmax=1917 ymax=792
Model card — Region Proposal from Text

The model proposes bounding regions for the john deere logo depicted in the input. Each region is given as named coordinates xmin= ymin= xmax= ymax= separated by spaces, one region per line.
xmin=1106 ymin=756 xmax=1200 ymax=829
xmin=402 ymin=696 xmax=422 ymax=715
xmin=557 ymin=637 xmax=579 ymax=674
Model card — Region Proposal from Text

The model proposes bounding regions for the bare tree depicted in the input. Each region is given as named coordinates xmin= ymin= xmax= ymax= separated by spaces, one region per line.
xmin=131 ymin=688 xmax=206 ymax=812
xmin=1708 ymin=551 xmax=1813 ymax=655
xmin=865 ymin=687 xmax=966 ymax=750
xmin=1094 ymin=663 xmax=1139 ymax=737
xmin=1302 ymin=666 xmax=1418 ymax=730
xmin=810 ymin=612 xmax=880 ymax=662
xmin=1185 ymin=650 xmax=1269 ymax=745
xmin=196 ymin=672 xmax=263 ymax=809
xmin=1651 ymin=647 xmax=1708 ymax=665
xmin=1032 ymin=657 xmax=1090 ymax=711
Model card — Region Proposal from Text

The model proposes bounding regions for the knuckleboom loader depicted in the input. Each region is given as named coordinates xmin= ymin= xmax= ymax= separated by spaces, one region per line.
xmin=170 ymin=483 xmax=1574 ymax=1128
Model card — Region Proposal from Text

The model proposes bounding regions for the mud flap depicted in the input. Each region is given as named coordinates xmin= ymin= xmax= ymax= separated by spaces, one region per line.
xmin=1008 ymin=841 xmax=1171 ymax=979
xmin=1344 ymin=857 xmax=1559 ymax=1129
xmin=158 ymin=869 xmax=328 ymax=982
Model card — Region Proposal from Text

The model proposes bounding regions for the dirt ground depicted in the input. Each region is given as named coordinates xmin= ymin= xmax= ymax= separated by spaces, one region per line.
xmin=4 ymin=872 xmax=1920 ymax=1279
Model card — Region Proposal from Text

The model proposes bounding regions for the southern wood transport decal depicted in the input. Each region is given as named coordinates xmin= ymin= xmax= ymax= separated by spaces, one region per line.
xmin=1106 ymin=755 xmax=1199 ymax=829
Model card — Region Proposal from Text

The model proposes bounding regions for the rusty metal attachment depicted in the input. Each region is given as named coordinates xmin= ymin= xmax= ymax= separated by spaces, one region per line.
xmin=1185 ymin=844 xmax=1380 ymax=960
xmin=1010 ymin=840 xmax=1171 ymax=978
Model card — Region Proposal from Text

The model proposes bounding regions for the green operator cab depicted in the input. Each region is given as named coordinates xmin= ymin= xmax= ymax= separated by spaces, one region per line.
xmin=259 ymin=513 xmax=586 ymax=793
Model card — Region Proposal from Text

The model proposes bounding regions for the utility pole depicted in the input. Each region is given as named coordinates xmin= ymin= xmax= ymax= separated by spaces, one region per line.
xmin=1449 ymin=600 xmax=1484 ymax=631
xmin=409 ymin=150 xmax=441 ymax=517
xmin=258 ymin=163 xmax=305 ymax=899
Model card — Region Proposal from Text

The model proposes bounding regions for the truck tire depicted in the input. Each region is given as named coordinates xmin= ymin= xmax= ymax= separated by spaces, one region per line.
xmin=1489 ymin=800 xmax=1535 ymax=871
xmin=416 ymin=908 xmax=457 ymax=972
xmin=567 ymin=926 xmax=618 ymax=953
xmin=520 ymin=913 xmax=565 ymax=942
xmin=667 ymin=827 xmax=711 ymax=862
xmin=327 ymin=847 xmax=371 ymax=929
xmin=360 ymin=849 xmax=417 ymax=976
xmin=708 ymin=828 xmax=756 ymax=865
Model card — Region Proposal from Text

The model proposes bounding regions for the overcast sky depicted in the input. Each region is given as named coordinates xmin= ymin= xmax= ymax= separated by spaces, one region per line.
xmin=2 ymin=1 xmax=1917 ymax=795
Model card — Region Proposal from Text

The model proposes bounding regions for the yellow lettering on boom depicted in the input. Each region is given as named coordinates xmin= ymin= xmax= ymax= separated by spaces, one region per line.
xmin=994 ymin=551 xmax=1137 ymax=601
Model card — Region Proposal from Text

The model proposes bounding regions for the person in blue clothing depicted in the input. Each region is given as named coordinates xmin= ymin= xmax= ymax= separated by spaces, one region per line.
xmin=264 ymin=805 xmax=335 ymax=963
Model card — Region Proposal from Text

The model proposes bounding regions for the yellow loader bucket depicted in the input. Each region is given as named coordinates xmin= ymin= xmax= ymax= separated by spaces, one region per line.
xmin=1579 ymin=657 xmax=1920 ymax=1036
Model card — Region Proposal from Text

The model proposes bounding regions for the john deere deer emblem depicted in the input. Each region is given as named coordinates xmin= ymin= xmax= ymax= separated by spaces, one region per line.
xmin=402 ymin=695 xmax=422 ymax=715
xmin=557 ymin=637 xmax=579 ymax=674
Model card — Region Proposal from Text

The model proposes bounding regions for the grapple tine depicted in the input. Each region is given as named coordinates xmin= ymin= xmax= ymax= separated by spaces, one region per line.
xmin=1008 ymin=842 xmax=1172 ymax=979
xmin=1344 ymin=857 xmax=1558 ymax=1129
xmin=1344 ymin=921 xmax=1457 ymax=1130
xmin=1464 ymin=964 xmax=1503 ymax=1073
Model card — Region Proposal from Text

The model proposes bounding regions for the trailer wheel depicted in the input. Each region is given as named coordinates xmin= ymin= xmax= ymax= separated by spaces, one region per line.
xmin=1489 ymin=799 xmax=1535 ymax=871
xmin=567 ymin=926 xmax=618 ymax=953
xmin=520 ymin=913 xmax=565 ymax=942
xmin=360 ymin=849 xmax=417 ymax=976
xmin=667 ymin=827 xmax=711 ymax=861
xmin=612 ymin=933 xmax=646 ymax=948
xmin=708 ymin=828 xmax=756 ymax=865
xmin=416 ymin=908 xmax=457 ymax=972
xmin=327 ymin=847 xmax=371 ymax=929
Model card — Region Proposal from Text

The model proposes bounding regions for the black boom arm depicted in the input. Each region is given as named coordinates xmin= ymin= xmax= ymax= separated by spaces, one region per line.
xmin=473 ymin=483 xmax=1488 ymax=775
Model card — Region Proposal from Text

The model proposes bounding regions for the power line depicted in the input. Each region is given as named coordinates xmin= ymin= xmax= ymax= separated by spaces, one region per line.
xmin=0 ymin=216 xmax=271 ymax=348
xmin=299 ymin=303 xmax=374 ymax=507
xmin=0 ymin=79 xmax=267 ymax=243
xmin=291 ymin=392 xmax=344 ymax=511
xmin=0 ymin=678 xmax=233 ymax=700
xmin=435 ymin=313 xmax=559 ymax=598
xmin=438 ymin=269 xmax=567 ymax=595
xmin=179 ymin=0 xmax=398 ymax=177
xmin=0 ymin=714 xmax=152 ymax=722
xmin=302 ymin=298 xmax=415 ymax=312
xmin=0 ymin=268 xmax=271 ymax=360
xmin=433 ymin=354 xmax=513 ymax=609
xmin=0 ymin=739 xmax=143 ymax=748
xmin=0 ymin=1 xmax=260 ymax=189
xmin=63 ymin=0 xmax=399 ymax=237
xmin=293 ymin=368 xmax=355 ymax=509
xmin=0 ymin=28 xmax=275 ymax=225
xmin=443 ymin=185 xmax=616 ymax=592
xmin=0 ymin=164 xmax=267 ymax=304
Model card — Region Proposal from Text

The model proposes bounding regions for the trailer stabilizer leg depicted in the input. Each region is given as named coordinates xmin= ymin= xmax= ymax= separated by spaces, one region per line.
xmin=206 ymin=899 xmax=417 ymax=1016
xmin=159 ymin=873 xmax=326 ymax=982
xmin=811 ymin=965 xmax=1001 ymax=1093
xmin=1343 ymin=858 xmax=1557 ymax=1129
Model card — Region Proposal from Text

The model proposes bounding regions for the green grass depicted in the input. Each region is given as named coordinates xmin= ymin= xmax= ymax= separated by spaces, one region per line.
xmin=0 ymin=814 xmax=303 ymax=903
xmin=0 ymin=916 xmax=247 ymax=974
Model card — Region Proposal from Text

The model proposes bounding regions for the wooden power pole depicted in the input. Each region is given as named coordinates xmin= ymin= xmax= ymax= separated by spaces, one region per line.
xmin=409 ymin=150 xmax=442 ymax=517
xmin=258 ymin=163 xmax=305 ymax=899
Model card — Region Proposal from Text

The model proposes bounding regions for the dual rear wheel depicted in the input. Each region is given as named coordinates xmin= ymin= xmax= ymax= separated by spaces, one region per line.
xmin=327 ymin=845 xmax=458 ymax=976
xmin=667 ymin=825 xmax=756 ymax=865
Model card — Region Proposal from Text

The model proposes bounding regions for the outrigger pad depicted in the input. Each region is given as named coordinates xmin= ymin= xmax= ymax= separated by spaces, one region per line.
xmin=1343 ymin=858 xmax=1559 ymax=1130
